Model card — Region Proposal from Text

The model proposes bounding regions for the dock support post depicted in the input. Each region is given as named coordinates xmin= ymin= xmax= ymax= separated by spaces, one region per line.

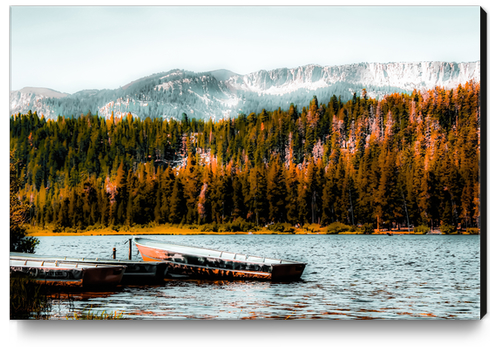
xmin=113 ymin=247 xmax=116 ymax=259
xmin=128 ymin=239 xmax=132 ymax=260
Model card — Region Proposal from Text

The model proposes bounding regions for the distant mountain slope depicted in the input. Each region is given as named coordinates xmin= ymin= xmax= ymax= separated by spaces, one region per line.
xmin=10 ymin=61 xmax=480 ymax=121
xmin=9 ymin=87 xmax=70 ymax=118
xmin=15 ymin=87 xmax=68 ymax=98
xmin=207 ymin=69 xmax=240 ymax=81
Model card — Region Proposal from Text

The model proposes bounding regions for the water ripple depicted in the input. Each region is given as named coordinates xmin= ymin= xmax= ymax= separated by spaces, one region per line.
xmin=35 ymin=234 xmax=480 ymax=320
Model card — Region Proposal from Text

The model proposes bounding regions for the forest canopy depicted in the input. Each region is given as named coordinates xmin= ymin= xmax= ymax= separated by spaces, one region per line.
xmin=10 ymin=82 xmax=480 ymax=232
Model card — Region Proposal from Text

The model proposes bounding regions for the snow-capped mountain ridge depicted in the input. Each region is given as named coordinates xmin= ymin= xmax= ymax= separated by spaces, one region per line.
xmin=230 ymin=61 xmax=480 ymax=96
xmin=10 ymin=61 xmax=480 ymax=121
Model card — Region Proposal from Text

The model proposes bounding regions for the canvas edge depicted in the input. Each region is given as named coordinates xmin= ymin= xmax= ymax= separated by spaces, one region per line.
xmin=480 ymin=5 xmax=487 ymax=321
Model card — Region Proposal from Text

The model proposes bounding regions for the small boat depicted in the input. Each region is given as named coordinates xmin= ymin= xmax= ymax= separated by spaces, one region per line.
xmin=10 ymin=257 xmax=125 ymax=289
xmin=133 ymin=237 xmax=307 ymax=281
xmin=10 ymin=253 xmax=168 ymax=285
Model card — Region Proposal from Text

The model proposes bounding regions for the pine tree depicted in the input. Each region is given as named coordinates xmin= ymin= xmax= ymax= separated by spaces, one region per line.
xmin=231 ymin=168 xmax=246 ymax=221
xmin=10 ymin=153 xmax=38 ymax=252
xmin=285 ymin=163 xmax=299 ymax=225
xmin=266 ymin=156 xmax=287 ymax=222
xmin=169 ymin=177 xmax=184 ymax=224
xmin=182 ymin=152 xmax=201 ymax=224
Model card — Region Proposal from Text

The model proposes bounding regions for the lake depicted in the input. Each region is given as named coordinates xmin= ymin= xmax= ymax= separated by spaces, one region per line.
xmin=33 ymin=234 xmax=480 ymax=320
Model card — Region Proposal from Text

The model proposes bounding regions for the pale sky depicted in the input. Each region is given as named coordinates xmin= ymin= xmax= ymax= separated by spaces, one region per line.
xmin=10 ymin=5 xmax=481 ymax=94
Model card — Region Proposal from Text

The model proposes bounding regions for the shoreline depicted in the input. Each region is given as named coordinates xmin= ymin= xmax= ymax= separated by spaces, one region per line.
xmin=25 ymin=227 xmax=475 ymax=237
xmin=26 ymin=228 xmax=320 ymax=237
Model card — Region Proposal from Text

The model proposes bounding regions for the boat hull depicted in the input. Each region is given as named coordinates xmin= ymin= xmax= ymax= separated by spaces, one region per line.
xmin=135 ymin=238 xmax=306 ymax=281
xmin=116 ymin=262 xmax=168 ymax=285
xmin=139 ymin=251 xmax=273 ymax=280
xmin=10 ymin=253 xmax=168 ymax=285
xmin=10 ymin=259 xmax=125 ymax=289
xmin=82 ymin=266 xmax=125 ymax=288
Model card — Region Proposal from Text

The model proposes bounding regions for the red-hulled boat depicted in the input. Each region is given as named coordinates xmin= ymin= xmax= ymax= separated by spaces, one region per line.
xmin=133 ymin=237 xmax=306 ymax=281
xmin=10 ymin=258 xmax=126 ymax=289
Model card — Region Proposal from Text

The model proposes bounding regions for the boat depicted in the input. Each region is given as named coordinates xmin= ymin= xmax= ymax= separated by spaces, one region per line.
xmin=10 ymin=257 xmax=125 ymax=289
xmin=133 ymin=237 xmax=307 ymax=281
xmin=10 ymin=253 xmax=168 ymax=285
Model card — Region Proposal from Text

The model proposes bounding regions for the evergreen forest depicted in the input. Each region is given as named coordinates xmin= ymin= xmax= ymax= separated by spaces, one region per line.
xmin=9 ymin=82 xmax=481 ymax=233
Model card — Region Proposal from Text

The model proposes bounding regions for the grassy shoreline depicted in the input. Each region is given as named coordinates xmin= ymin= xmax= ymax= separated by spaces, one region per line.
xmin=25 ymin=225 xmax=322 ymax=237
xmin=25 ymin=224 xmax=476 ymax=237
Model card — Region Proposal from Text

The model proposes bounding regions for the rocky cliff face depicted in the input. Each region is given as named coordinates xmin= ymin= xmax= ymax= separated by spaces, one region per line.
xmin=10 ymin=61 xmax=480 ymax=121
xmin=228 ymin=61 xmax=480 ymax=95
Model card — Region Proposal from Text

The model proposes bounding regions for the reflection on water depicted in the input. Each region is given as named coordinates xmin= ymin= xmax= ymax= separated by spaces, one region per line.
xmin=34 ymin=234 xmax=480 ymax=320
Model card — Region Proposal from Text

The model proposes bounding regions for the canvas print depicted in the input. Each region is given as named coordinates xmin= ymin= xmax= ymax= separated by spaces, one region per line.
xmin=9 ymin=6 xmax=483 ymax=321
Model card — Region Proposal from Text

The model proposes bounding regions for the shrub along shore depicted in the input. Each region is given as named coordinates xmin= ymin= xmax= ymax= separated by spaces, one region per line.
xmin=25 ymin=222 xmax=479 ymax=237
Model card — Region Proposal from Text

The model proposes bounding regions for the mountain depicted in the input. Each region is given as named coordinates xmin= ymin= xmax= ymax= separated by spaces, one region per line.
xmin=207 ymin=69 xmax=240 ymax=82
xmin=9 ymin=87 xmax=69 ymax=119
xmin=10 ymin=61 xmax=480 ymax=121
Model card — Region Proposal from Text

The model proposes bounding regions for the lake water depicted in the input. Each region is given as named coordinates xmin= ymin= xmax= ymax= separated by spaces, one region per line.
xmin=33 ymin=234 xmax=480 ymax=320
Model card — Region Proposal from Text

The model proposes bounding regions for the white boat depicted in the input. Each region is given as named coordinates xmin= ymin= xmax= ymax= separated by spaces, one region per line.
xmin=134 ymin=237 xmax=307 ymax=281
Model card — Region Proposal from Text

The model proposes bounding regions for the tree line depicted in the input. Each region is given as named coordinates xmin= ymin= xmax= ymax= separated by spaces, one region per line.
xmin=10 ymin=81 xmax=480 ymax=232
